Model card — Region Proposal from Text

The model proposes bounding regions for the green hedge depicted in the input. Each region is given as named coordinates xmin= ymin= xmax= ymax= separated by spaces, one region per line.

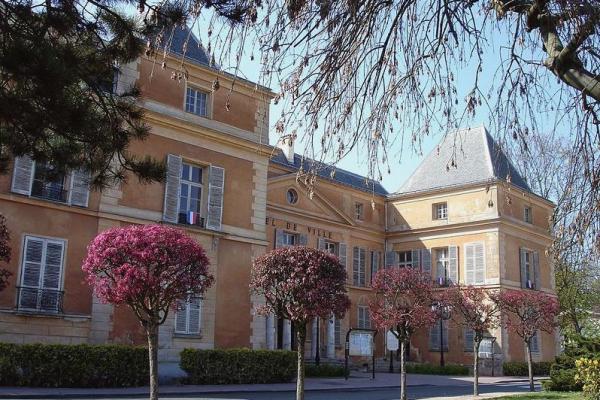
xmin=406 ymin=363 xmax=469 ymax=376
xmin=180 ymin=348 xmax=296 ymax=384
xmin=502 ymin=361 xmax=552 ymax=376
xmin=305 ymin=363 xmax=345 ymax=377
xmin=542 ymin=336 xmax=600 ymax=392
xmin=0 ymin=343 xmax=148 ymax=387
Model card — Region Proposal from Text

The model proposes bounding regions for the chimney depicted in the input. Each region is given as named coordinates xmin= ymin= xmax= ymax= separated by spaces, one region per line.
xmin=277 ymin=134 xmax=295 ymax=163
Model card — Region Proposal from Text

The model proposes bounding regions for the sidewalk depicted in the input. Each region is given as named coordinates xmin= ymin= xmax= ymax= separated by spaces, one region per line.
xmin=0 ymin=373 xmax=543 ymax=399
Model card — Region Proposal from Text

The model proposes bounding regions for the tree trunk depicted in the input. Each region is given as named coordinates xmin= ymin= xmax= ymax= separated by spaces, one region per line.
xmin=473 ymin=339 xmax=480 ymax=396
xmin=400 ymin=339 xmax=407 ymax=400
xmin=147 ymin=324 xmax=159 ymax=400
xmin=526 ymin=341 xmax=534 ymax=392
xmin=296 ymin=323 xmax=307 ymax=400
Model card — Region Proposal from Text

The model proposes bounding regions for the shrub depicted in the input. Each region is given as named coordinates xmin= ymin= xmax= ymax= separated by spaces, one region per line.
xmin=405 ymin=363 xmax=469 ymax=375
xmin=575 ymin=358 xmax=600 ymax=400
xmin=544 ymin=335 xmax=600 ymax=391
xmin=502 ymin=361 xmax=552 ymax=376
xmin=305 ymin=363 xmax=345 ymax=377
xmin=180 ymin=348 xmax=296 ymax=384
xmin=0 ymin=343 xmax=148 ymax=387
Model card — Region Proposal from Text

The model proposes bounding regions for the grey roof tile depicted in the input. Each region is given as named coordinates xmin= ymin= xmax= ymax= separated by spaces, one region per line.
xmin=270 ymin=151 xmax=389 ymax=196
xmin=396 ymin=126 xmax=532 ymax=195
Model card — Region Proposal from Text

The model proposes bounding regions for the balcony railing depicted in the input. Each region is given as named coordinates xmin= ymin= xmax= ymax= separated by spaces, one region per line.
xmin=178 ymin=213 xmax=205 ymax=228
xmin=17 ymin=287 xmax=64 ymax=314
xmin=31 ymin=180 xmax=68 ymax=203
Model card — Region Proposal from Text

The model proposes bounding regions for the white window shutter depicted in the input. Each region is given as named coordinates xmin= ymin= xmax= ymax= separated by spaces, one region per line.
xmin=11 ymin=155 xmax=34 ymax=195
xmin=163 ymin=154 xmax=182 ymax=223
xmin=175 ymin=300 xmax=187 ymax=333
xmin=533 ymin=251 xmax=540 ymax=290
xmin=448 ymin=245 xmax=458 ymax=284
xmin=298 ymin=234 xmax=308 ymax=246
xmin=188 ymin=297 xmax=202 ymax=334
xmin=519 ymin=248 xmax=527 ymax=289
xmin=411 ymin=249 xmax=421 ymax=269
xmin=421 ymin=249 xmax=432 ymax=274
xmin=465 ymin=244 xmax=475 ymax=284
xmin=22 ymin=237 xmax=44 ymax=288
xmin=352 ymin=247 xmax=359 ymax=285
xmin=206 ymin=165 xmax=225 ymax=231
xmin=338 ymin=243 xmax=347 ymax=266
xmin=475 ymin=243 xmax=485 ymax=284
xmin=69 ymin=169 xmax=90 ymax=207
xmin=317 ymin=238 xmax=326 ymax=250
xmin=275 ymin=229 xmax=284 ymax=249
xmin=385 ymin=251 xmax=397 ymax=267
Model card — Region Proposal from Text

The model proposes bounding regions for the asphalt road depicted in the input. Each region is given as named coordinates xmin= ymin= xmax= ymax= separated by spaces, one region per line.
xmin=8 ymin=381 xmax=538 ymax=400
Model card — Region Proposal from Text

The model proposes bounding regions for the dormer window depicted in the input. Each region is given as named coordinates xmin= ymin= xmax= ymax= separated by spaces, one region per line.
xmin=185 ymin=87 xmax=209 ymax=117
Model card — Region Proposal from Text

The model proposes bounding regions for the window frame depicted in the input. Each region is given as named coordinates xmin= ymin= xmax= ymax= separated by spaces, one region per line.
xmin=397 ymin=250 xmax=413 ymax=268
xmin=282 ymin=231 xmax=299 ymax=246
xmin=184 ymin=86 xmax=211 ymax=118
xmin=524 ymin=206 xmax=533 ymax=224
xmin=286 ymin=188 xmax=299 ymax=205
xmin=31 ymin=162 xmax=70 ymax=204
xmin=324 ymin=241 xmax=336 ymax=254
xmin=357 ymin=305 xmax=370 ymax=329
xmin=433 ymin=202 xmax=448 ymax=220
xmin=178 ymin=161 xmax=207 ymax=226
xmin=435 ymin=247 xmax=449 ymax=282
xmin=355 ymin=202 xmax=364 ymax=220
xmin=353 ymin=247 xmax=367 ymax=287
xmin=175 ymin=295 xmax=203 ymax=335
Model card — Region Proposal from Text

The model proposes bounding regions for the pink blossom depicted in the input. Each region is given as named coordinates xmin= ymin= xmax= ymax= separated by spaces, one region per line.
xmin=0 ymin=214 xmax=11 ymax=292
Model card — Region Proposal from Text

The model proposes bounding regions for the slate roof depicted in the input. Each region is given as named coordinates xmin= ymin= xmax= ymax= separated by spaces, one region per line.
xmin=270 ymin=150 xmax=389 ymax=196
xmin=164 ymin=26 xmax=210 ymax=66
xmin=395 ymin=126 xmax=532 ymax=195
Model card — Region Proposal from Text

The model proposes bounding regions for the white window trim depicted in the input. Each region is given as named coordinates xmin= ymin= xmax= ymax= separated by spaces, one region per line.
xmin=463 ymin=241 xmax=486 ymax=285
xmin=324 ymin=241 xmax=336 ymax=254
xmin=184 ymin=84 xmax=213 ymax=118
xmin=524 ymin=206 xmax=533 ymax=224
xmin=282 ymin=231 xmax=299 ymax=247
xmin=433 ymin=202 xmax=448 ymax=220
xmin=355 ymin=202 xmax=364 ymax=220
xmin=397 ymin=250 xmax=413 ymax=268
xmin=436 ymin=247 xmax=449 ymax=280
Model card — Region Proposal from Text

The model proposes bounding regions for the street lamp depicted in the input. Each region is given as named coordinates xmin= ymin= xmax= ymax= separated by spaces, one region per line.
xmin=431 ymin=302 xmax=451 ymax=367
xmin=315 ymin=318 xmax=320 ymax=365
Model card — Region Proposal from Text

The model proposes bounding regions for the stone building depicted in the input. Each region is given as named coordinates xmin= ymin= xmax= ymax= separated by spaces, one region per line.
xmin=0 ymin=29 xmax=557 ymax=371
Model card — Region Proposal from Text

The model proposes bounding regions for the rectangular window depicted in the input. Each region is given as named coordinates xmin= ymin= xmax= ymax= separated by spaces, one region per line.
xmin=178 ymin=162 xmax=205 ymax=227
xmin=353 ymin=247 xmax=366 ymax=287
xmin=355 ymin=202 xmax=364 ymax=220
xmin=18 ymin=236 xmax=65 ymax=313
xmin=524 ymin=251 xmax=532 ymax=286
xmin=465 ymin=243 xmax=485 ymax=284
xmin=324 ymin=241 xmax=336 ymax=254
xmin=31 ymin=162 xmax=69 ymax=203
xmin=358 ymin=306 xmax=370 ymax=329
xmin=433 ymin=202 xmax=448 ymax=220
xmin=370 ymin=251 xmax=380 ymax=282
xmin=435 ymin=248 xmax=449 ymax=285
xmin=334 ymin=318 xmax=341 ymax=346
xmin=185 ymin=87 xmax=209 ymax=117
xmin=524 ymin=206 xmax=533 ymax=223
xmin=175 ymin=296 xmax=202 ymax=335
xmin=479 ymin=338 xmax=494 ymax=358
xmin=429 ymin=320 xmax=449 ymax=351
xmin=530 ymin=331 xmax=540 ymax=354
xmin=282 ymin=232 xmax=298 ymax=246
xmin=397 ymin=251 xmax=412 ymax=268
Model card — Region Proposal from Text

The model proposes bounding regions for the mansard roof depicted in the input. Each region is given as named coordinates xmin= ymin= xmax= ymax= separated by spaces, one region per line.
xmin=395 ymin=126 xmax=532 ymax=195
xmin=270 ymin=150 xmax=389 ymax=196
xmin=166 ymin=27 xmax=210 ymax=66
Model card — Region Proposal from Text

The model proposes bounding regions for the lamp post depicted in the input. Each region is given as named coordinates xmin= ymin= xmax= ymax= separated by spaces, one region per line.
xmin=431 ymin=302 xmax=451 ymax=367
xmin=315 ymin=318 xmax=320 ymax=366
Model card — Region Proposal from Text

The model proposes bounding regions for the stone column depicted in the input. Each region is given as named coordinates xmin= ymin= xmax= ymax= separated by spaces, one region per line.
xmin=327 ymin=315 xmax=336 ymax=359
xmin=283 ymin=319 xmax=292 ymax=350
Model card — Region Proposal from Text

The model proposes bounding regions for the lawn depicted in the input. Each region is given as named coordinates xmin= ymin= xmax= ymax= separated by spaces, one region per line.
xmin=495 ymin=392 xmax=583 ymax=400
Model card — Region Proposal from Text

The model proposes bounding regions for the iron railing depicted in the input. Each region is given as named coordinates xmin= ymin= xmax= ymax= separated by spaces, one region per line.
xmin=31 ymin=180 xmax=68 ymax=203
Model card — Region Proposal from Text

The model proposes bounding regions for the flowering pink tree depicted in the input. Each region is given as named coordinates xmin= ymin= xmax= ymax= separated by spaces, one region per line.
xmin=83 ymin=225 xmax=213 ymax=400
xmin=447 ymin=286 xmax=500 ymax=396
xmin=250 ymin=247 xmax=350 ymax=400
xmin=0 ymin=215 xmax=12 ymax=292
xmin=495 ymin=290 xmax=559 ymax=392
xmin=369 ymin=268 xmax=436 ymax=400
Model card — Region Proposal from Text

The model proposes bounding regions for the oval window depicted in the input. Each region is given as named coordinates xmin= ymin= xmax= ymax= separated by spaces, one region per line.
xmin=286 ymin=188 xmax=298 ymax=205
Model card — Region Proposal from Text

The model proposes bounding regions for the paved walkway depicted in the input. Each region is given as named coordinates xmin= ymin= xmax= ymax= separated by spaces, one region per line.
xmin=0 ymin=373 xmax=543 ymax=399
